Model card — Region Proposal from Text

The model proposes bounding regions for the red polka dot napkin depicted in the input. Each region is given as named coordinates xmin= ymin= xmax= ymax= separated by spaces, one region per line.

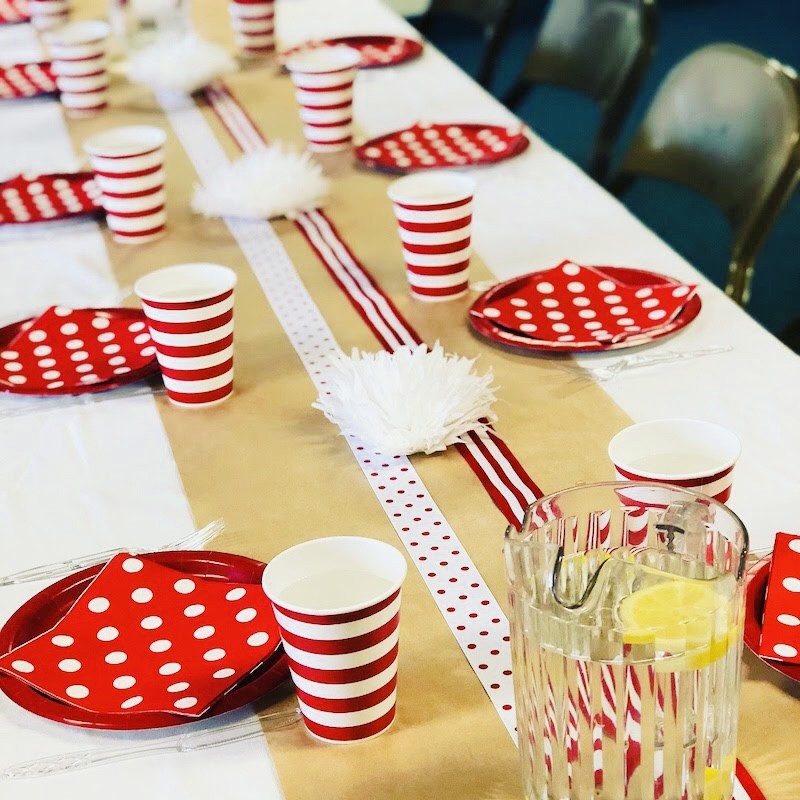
xmin=0 ymin=306 xmax=157 ymax=393
xmin=0 ymin=62 xmax=56 ymax=100
xmin=356 ymin=123 xmax=529 ymax=172
xmin=280 ymin=36 xmax=423 ymax=69
xmin=475 ymin=261 xmax=697 ymax=345
xmin=0 ymin=553 xmax=280 ymax=717
xmin=758 ymin=533 xmax=800 ymax=665
xmin=0 ymin=173 xmax=102 ymax=224
xmin=0 ymin=0 xmax=29 ymax=24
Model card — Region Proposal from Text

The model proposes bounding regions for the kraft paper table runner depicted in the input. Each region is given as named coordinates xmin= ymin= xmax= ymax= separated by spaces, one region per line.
xmin=46 ymin=3 xmax=800 ymax=797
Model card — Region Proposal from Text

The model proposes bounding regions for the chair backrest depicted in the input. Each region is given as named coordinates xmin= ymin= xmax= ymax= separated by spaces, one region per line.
xmin=520 ymin=0 xmax=657 ymax=107
xmin=427 ymin=0 xmax=513 ymax=31
xmin=614 ymin=43 xmax=800 ymax=305
xmin=618 ymin=44 xmax=800 ymax=233
xmin=424 ymin=0 xmax=518 ymax=86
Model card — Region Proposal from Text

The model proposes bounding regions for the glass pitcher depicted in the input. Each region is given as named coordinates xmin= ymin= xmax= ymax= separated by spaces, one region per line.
xmin=504 ymin=482 xmax=748 ymax=800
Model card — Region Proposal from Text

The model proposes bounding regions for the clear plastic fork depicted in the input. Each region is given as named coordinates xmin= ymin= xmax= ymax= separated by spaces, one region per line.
xmin=3 ymin=706 xmax=301 ymax=779
xmin=557 ymin=345 xmax=733 ymax=384
xmin=0 ymin=518 xmax=224 ymax=587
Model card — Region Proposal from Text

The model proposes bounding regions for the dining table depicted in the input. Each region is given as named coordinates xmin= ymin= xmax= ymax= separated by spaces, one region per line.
xmin=1 ymin=0 xmax=799 ymax=798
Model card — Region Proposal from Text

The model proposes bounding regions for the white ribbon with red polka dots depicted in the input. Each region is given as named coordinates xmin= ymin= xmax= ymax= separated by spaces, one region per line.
xmin=160 ymin=91 xmax=519 ymax=738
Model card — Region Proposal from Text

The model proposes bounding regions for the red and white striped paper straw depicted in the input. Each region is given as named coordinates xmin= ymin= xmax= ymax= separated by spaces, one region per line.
xmin=44 ymin=19 xmax=109 ymax=118
xmin=28 ymin=0 xmax=70 ymax=30
xmin=135 ymin=263 xmax=237 ymax=407
xmin=608 ymin=419 xmax=740 ymax=504
xmin=388 ymin=172 xmax=475 ymax=302
xmin=228 ymin=0 xmax=275 ymax=57
xmin=285 ymin=46 xmax=361 ymax=153
xmin=83 ymin=125 xmax=167 ymax=244
xmin=262 ymin=537 xmax=407 ymax=743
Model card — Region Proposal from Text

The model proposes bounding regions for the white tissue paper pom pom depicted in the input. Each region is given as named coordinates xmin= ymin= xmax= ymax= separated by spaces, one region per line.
xmin=129 ymin=33 xmax=236 ymax=95
xmin=312 ymin=343 xmax=498 ymax=456
xmin=191 ymin=143 xmax=330 ymax=220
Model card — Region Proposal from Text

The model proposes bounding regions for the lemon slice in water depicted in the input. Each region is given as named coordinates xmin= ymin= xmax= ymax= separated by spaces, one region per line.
xmin=619 ymin=576 xmax=732 ymax=669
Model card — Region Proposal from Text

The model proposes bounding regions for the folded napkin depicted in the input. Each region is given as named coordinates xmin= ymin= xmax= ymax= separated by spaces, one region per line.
xmin=0 ymin=62 xmax=56 ymax=100
xmin=356 ymin=122 xmax=528 ymax=171
xmin=1 ymin=306 xmax=156 ymax=392
xmin=0 ymin=172 xmax=101 ymax=224
xmin=0 ymin=553 xmax=280 ymax=716
xmin=0 ymin=0 xmax=29 ymax=24
xmin=476 ymin=261 xmax=697 ymax=345
xmin=758 ymin=532 xmax=800 ymax=664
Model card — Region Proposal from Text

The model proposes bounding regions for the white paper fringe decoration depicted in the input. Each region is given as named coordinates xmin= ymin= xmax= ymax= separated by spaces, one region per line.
xmin=191 ymin=144 xmax=331 ymax=220
xmin=312 ymin=343 xmax=498 ymax=456
xmin=129 ymin=33 xmax=236 ymax=95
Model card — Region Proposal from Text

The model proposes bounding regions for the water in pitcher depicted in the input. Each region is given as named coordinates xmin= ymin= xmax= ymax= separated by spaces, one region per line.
xmin=505 ymin=484 xmax=747 ymax=800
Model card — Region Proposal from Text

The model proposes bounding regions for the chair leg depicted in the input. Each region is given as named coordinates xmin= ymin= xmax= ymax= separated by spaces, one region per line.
xmin=725 ymin=256 xmax=755 ymax=307
xmin=503 ymin=79 xmax=533 ymax=110
xmin=606 ymin=172 xmax=635 ymax=198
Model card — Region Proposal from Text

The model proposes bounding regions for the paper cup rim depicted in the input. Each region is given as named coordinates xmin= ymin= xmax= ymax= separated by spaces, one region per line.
xmin=135 ymin=263 xmax=238 ymax=304
xmin=388 ymin=171 xmax=475 ymax=206
xmin=44 ymin=19 xmax=110 ymax=46
xmin=285 ymin=45 xmax=360 ymax=74
xmin=84 ymin=125 xmax=167 ymax=157
xmin=608 ymin=418 xmax=741 ymax=482
xmin=262 ymin=536 xmax=407 ymax=616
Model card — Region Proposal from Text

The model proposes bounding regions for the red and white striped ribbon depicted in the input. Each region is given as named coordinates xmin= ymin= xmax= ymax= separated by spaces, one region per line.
xmin=171 ymin=81 xmax=763 ymax=800
xmin=202 ymin=81 xmax=544 ymax=528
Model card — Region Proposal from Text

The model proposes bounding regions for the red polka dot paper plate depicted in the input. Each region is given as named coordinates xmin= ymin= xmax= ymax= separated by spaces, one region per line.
xmin=0 ymin=173 xmax=102 ymax=224
xmin=745 ymin=556 xmax=800 ymax=683
xmin=356 ymin=122 xmax=530 ymax=173
xmin=0 ymin=551 xmax=289 ymax=729
xmin=469 ymin=262 xmax=702 ymax=354
xmin=0 ymin=0 xmax=29 ymax=24
xmin=279 ymin=35 xmax=423 ymax=69
xmin=0 ymin=62 xmax=57 ymax=100
xmin=0 ymin=306 xmax=160 ymax=396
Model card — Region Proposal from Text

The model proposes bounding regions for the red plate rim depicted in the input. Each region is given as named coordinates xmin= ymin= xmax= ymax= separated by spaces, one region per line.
xmin=468 ymin=266 xmax=702 ymax=355
xmin=744 ymin=557 xmax=800 ymax=682
xmin=0 ymin=550 xmax=290 ymax=730
xmin=0 ymin=307 xmax=160 ymax=396
xmin=356 ymin=123 xmax=530 ymax=174
xmin=279 ymin=35 xmax=423 ymax=69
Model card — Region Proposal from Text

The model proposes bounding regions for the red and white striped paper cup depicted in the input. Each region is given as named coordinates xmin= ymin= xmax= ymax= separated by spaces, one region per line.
xmin=29 ymin=0 xmax=70 ymax=31
xmin=262 ymin=537 xmax=407 ymax=744
xmin=44 ymin=20 xmax=109 ymax=117
xmin=608 ymin=418 xmax=741 ymax=504
xmin=285 ymin=46 xmax=361 ymax=153
xmin=84 ymin=125 xmax=167 ymax=244
xmin=228 ymin=0 xmax=275 ymax=57
xmin=134 ymin=263 xmax=237 ymax=408
xmin=388 ymin=172 xmax=475 ymax=302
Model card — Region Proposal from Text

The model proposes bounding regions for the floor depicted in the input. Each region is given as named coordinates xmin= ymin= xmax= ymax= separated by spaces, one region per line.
xmin=412 ymin=0 xmax=800 ymax=338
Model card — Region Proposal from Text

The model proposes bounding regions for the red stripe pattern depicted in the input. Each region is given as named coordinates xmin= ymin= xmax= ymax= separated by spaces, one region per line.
xmin=271 ymin=591 xmax=401 ymax=743
xmin=84 ymin=127 xmax=167 ymax=244
xmin=228 ymin=0 xmax=275 ymax=56
xmin=45 ymin=20 xmax=109 ymax=117
xmin=28 ymin=0 xmax=68 ymax=30
xmin=285 ymin=48 xmax=360 ymax=152
xmin=391 ymin=189 xmax=473 ymax=301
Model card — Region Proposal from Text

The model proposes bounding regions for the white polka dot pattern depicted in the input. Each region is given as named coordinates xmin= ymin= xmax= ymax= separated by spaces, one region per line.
xmin=0 ymin=553 xmax=280 ymax=716
xmin=164 ymin=96 xmax=518 ymax=738
xmin=0 ymin=306 xmax=157 ymax=394
xmin=0 ymin=61 xmax=57 ymax=99
xmin=757 ymin=533 xmax=800 ymax=666
xmin=356 ymin=123 xmax=529 ymax=173
xmin=279 ymin=35 xmax=423 ymax=69
xmin=0 ymin=172 xmax=101 ymax=224
xmin=475 ymin=261 xmax=698 ymax=346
